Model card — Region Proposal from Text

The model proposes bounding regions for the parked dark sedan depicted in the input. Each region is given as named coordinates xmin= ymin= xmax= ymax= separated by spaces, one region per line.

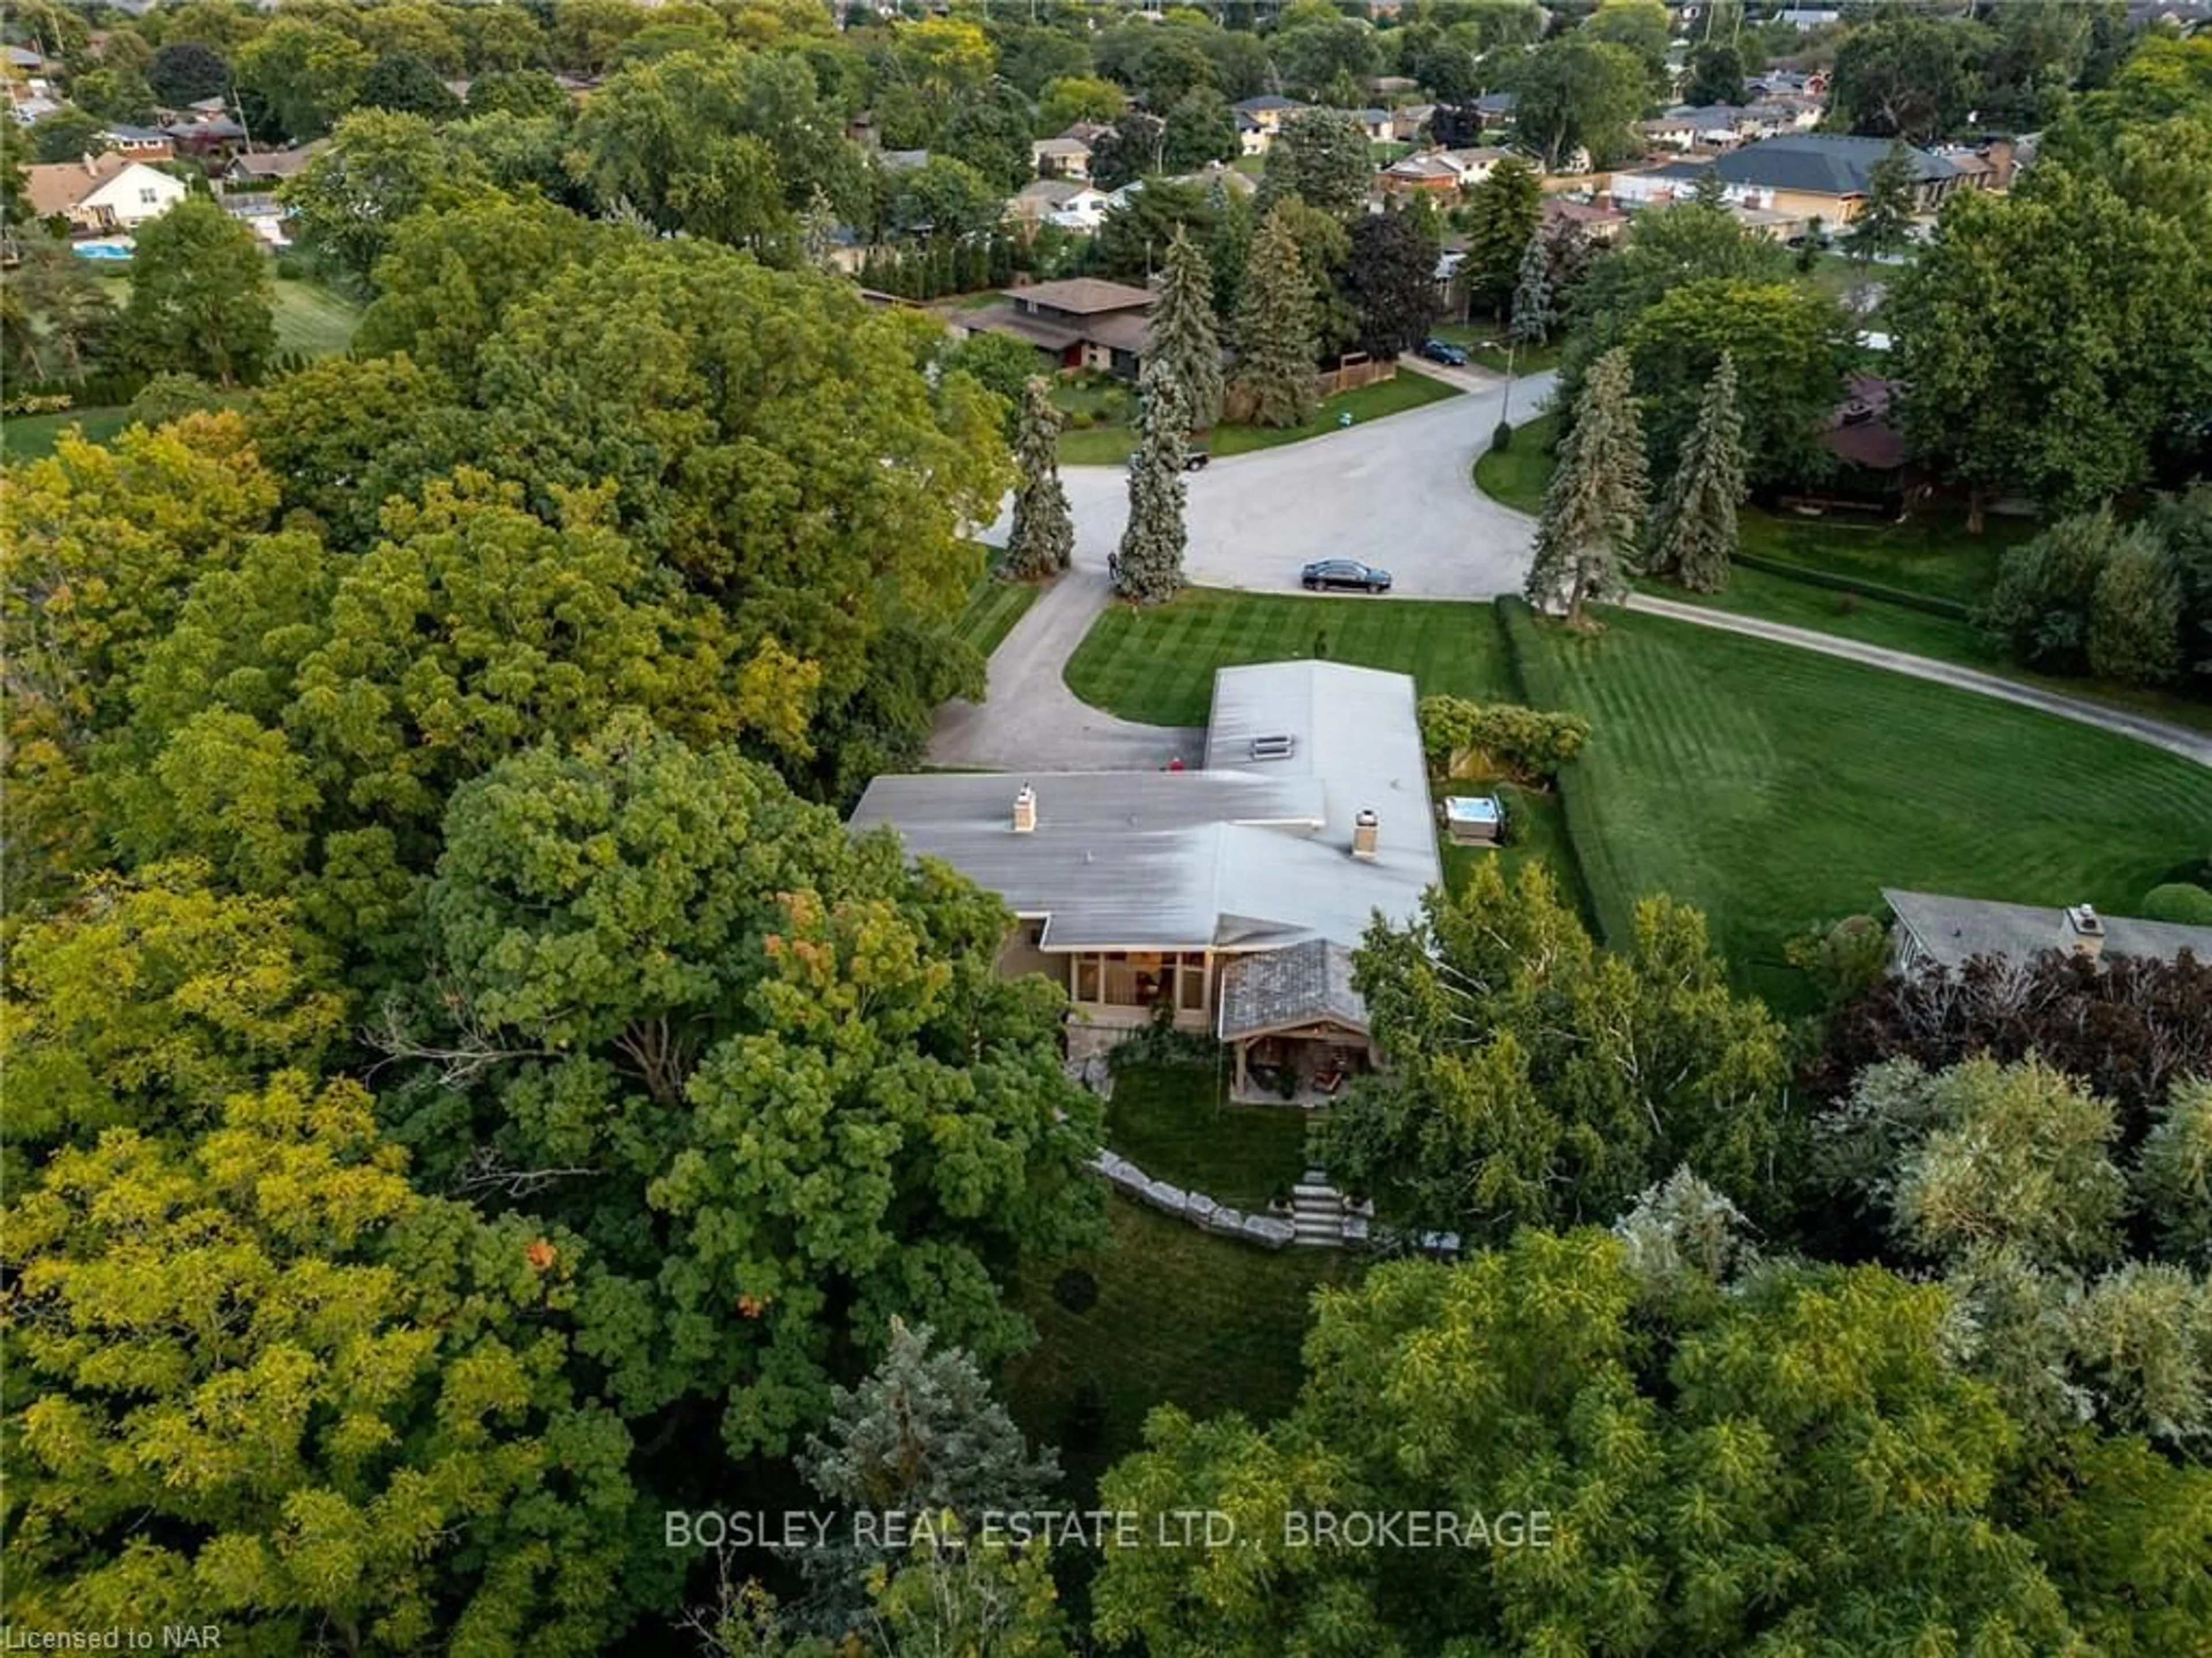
xmin=1418 ymin=338 xmax=1469 ymax=367
xmin=1123 ymin=446 xmax=1212 ymax=471
xmin=1301 ymin=559 xmax=1393 ymax=593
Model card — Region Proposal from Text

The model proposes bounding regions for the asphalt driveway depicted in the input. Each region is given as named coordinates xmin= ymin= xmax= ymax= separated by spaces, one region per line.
xmin=986 ymin=369 xmax=1559 ymax=602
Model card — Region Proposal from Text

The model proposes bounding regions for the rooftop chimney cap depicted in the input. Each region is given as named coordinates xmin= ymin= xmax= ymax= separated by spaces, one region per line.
xmin=1013 ymin=783 xmax=1037 ymax=833
xmin=2066 ymin=903 xmax=2105 ymax=936
xmin=1351 ymin=807 xmax=1380 ymax=860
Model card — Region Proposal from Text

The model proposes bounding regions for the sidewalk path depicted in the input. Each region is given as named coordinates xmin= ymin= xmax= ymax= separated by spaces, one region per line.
xmin=1624 ymin=593 xmax=2212 ymax=768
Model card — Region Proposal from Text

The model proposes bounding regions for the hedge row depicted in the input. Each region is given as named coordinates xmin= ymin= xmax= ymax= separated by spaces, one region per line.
xmin=1493 ymin=595 xmax=1638 ymax=949
xmin=1733 ymin=550 xmax=1975 ymax=621
xmin=6 ymin=351 xmax=325 ymax=416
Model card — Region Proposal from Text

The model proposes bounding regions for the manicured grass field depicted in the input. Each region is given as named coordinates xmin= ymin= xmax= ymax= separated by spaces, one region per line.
xmin=1104 ymin=1063 xmax=1313 ymax=1209
xmin=1513 ymin=607 xmax=2212 ymax=1010
xmin=1 ymin=406 xmax=134 ymax=464
xmin=1003 ymin=1199 xmax=1352 ymax=1497
xmin=1063 ymin=588 xmax=1515 ymax=727
xmin=953 ymin=575 xmax=1041 ymax=659
xmin=1471 ymin=409 xmax=1558 ymax=511
xmin=1056 ymin=370 xmax=1462 ymax=466
xmin=270 ymin=275 xmax=366 ymax=357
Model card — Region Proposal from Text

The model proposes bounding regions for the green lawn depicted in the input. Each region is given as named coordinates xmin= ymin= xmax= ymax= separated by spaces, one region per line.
xmin=1512 ymin=606 xmax=2212 ymax=1012
xmin=1104 ymin=1063 xmax=1314 ymax=1210
xmin=270 ymin=275 xmax=366 ymax=357
xmin=1056 ymin=370 xmax=1462 ymax=466
xmin=1472 ymin=410 xmax=1558 ymax=512
xmin=1471 ymin=420 xmax=2212 ymax=734
xmin=1 ymin=406 xmax=134 ymax=464
xmin=1003 ymin=1199 xmax=1351 ymax=1497
xmin=1064 ymin=588 xmax=1515 ymax=727
xmin=953 ymin=575 xmax=1041 ymax=659
xmin=1437 ymin=779 xmax=1593 ymax=924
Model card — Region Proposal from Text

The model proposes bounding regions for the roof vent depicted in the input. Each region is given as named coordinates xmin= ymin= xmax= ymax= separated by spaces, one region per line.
xmin=1248 ymin=734 xmax=1297 ymax=761
xmin=1013 ymin=784 xmax=1036 ymax=834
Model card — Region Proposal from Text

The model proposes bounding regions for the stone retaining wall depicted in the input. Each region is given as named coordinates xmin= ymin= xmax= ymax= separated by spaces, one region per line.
xmin=1089 ymin=1149 xmax=1299 ymax=1250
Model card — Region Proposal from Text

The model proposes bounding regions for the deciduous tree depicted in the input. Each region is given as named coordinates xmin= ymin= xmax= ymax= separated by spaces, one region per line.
xmin=1259 ymin=106 xmax=1371 ymax=219
xmin=119 ymin=196 xmax=274 ymax=386
xmin=1340 ymin=208 xmax=1437 ymax=361
xmin=1317 ymin=860 xmax=1787 ymax=1242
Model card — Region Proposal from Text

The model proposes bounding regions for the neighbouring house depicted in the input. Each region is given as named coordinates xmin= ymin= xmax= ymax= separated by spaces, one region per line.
xmin=222 ymin=143 xmax=323 ymax=185
xmin=878 ymin=147 xmax=930 ymax=172
xmin=4 ymin=44 xmax=43 ymax=71
xmin=162 ymin=112 xmax=246 ymax=156
xmin=1775 ymin=7 xmax=1842 ymax=28
xmin=1471 ymin=90 xmax=1517 ymax=131
xmin=1541 ymin=194 xmax=1628 ymax=242
xmin=25 ymin=153 xmax=187 ymax=233
xmin=849 ymin=662 xmax=1444 ymax=1098
xmin=1610 ymin=134 xmax=1973 ymax=222
xmin=96 ymin=123 xmax=173 ymax=160
xmin=1381 ymin=145 xmax=1512 ymax=196
xmin=1817 ymin=373 xmax=1914 ymax=506
xmin=1032 ymin=127 xmax=1099 ymax=180
xmin=959 ymin=275 xmax=1157 ymax=379
xmin=1005 ymin=177 xmax=1112 ymax=232
xmin=1883 ymin=889 xmax=2212 ymax=976
xmin=221 ymin=191 xmax=290 ymax=247
xmin=1233 ymin=92 xmax=1306 ymax=155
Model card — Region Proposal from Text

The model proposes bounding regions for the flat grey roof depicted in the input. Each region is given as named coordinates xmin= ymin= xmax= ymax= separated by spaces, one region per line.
xmin=1884 ymin=887 xmax=2212 ymax=973
xmin=850 ymin=661 xmax=1441 ymax=954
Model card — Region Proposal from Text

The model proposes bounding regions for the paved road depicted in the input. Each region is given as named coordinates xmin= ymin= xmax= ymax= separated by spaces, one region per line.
xmin=1625 ymin=593 xmax=2212 ymax=769
xmin=983 ymin=367 xmax=1559 ymax=602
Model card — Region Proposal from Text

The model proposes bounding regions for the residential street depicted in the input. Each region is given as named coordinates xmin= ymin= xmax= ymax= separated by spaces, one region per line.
xmin=984 ymin=368 xmax=1560 ymax=601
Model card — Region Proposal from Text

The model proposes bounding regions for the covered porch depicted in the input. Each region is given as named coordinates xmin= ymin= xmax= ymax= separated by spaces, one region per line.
xmin=1217 ymin=940 xmax=1376 ymax=1106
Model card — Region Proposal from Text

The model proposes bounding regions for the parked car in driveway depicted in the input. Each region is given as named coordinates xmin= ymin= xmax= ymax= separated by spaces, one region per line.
xmin=1301 ymin=559 xmax=1393 ymax=593
xmin=1123 ymin=445 xmax=1211 ymax=471
xmin=1418 ymin=338 xmax=1468 ymax=366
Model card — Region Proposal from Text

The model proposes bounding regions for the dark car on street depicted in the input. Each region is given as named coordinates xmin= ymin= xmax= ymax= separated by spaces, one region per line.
xmin=1123 ymin=446 xmax=1211 ymax=471
xmin=1301 ymin=559 xmax=1393 ymax=593
xmin=1418 ymin=338 xmax=1469 ymax=367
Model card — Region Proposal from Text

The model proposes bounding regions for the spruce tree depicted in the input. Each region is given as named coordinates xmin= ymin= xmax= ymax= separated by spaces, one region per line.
xmin=1645 ymin=351 xmax=1745 ymax=594
xmin=1509 ymin=229 xmax=1551 ymax=347
xmin=1524 ymin=347 xmax=1648 ymax=627
xmin=1691 ymin=167 xmax=1729 ymax=210
xmin=1152 ymin=225 xmax=1224 ymax=432
xmin=1846 ymin=141 xmax=1918 ymax=263
xmin=1115 ymin=357 xmax=1190 ymax=605
xmin=1005 ymin=377 xmax=1074 ymax=581
xmin=1234 ymin=207 xmax=1319 ymax=430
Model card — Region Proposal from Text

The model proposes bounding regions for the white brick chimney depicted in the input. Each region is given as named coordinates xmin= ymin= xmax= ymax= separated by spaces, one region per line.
xmin=2063 ymin=904 xmax=2105 ymax=961
xmin=1013 ymin=783 xmax=1037 ymax=834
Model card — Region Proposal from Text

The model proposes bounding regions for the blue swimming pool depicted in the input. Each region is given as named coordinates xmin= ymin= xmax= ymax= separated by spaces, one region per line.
xmin=73 ymin=240 xmax=134 ymax=261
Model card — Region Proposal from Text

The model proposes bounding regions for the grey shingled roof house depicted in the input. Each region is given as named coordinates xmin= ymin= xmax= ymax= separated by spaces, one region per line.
xmin=1884 ymin=888 xmax=2212 ymax=974
xmin=849 ymin=662 xmax=1442 ymax=1087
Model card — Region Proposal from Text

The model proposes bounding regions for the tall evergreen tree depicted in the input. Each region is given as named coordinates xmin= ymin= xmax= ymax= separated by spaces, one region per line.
xmin=1524 ymin=347 xmax=1649 ymax=625
xmin=1509 ymin=228 xmax=1552 ymax=347
xmin=1234 ymin=207 xmax=1319 ymax=430
xmin=1692 ymin=166 xmax=1729 ymax=209
xmin=1005 ymin=377 xmax=1074 ymax=581
xmin=1645 ymin=351 xmax=1745 ymax=593
xmin=1115 ymin=358 xmax=1189 ymax=605
xmin=1461 ymin=154 xmax=1543 ymax=317
xmin=1151 ymin=226 xmax=1224 ymax=431
xmin=1846 ymin=139 xmax=1919 ymax=261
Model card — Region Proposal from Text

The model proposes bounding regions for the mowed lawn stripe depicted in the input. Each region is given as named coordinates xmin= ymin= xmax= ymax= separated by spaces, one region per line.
xmin=1064 ymin=589 xmax=1514 ymax=727
xmin=1520 ymin=609 xmax=2212 ymax=999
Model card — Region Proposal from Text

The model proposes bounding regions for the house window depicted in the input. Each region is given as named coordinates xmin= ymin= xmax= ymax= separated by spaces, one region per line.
xmin=139 ymin=187 xmax=158 ymax=204
xmin=1179 ymin=953 xmax=1207 ymax=1012
xmin=1075 ymin=955 xmax=1100 ymax=1002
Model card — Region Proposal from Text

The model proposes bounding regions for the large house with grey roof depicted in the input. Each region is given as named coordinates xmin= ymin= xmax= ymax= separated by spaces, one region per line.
xmin=1884 ymin=888 xmax=2212 ymax=976
xmin=1611 ymin=134 xmax=1983 ymax=222
xmin=849 ymin=662 xmax=1442 ymax=1095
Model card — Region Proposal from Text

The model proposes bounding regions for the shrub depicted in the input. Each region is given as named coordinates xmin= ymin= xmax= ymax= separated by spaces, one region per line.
xmin=1492 ymin=419 xmax=1513 ymax=452
xmin=1051 ymin=1268 xmax=1100 ymax=1314
xmin=1069 ymin=410 xmax=1095 ymax=430
xmin=2141 ymin=883 xmax=2212 ymax=926
xmin=1417 ymin=694 xmax=1592 ymax=785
